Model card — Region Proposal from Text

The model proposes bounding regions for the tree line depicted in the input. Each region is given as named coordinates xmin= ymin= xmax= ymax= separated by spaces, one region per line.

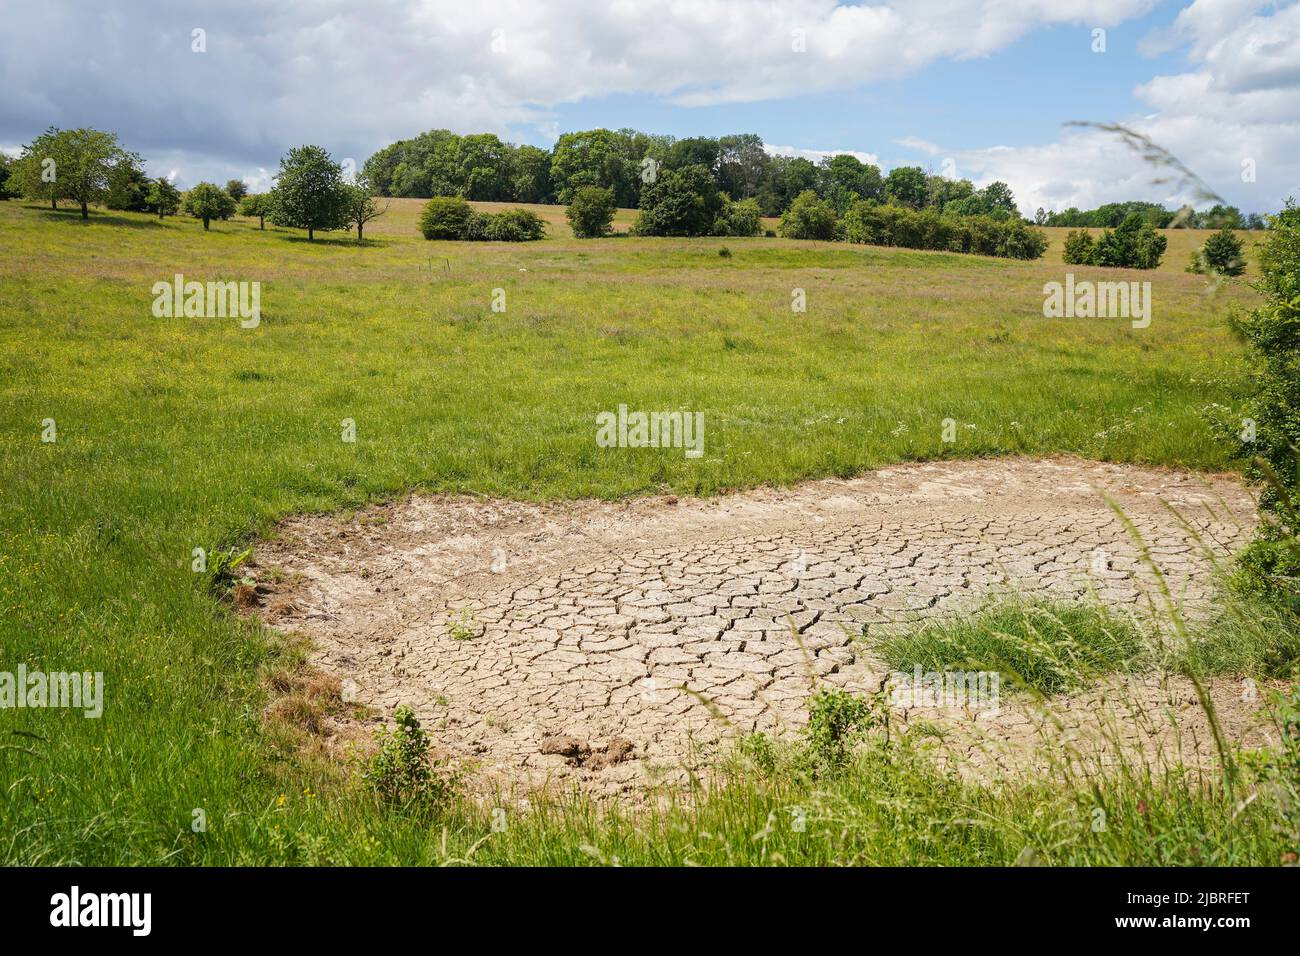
xmin=1036 ymin=199 xmax=1268 ymax=230
xmin=2 ymin=128 xmax=385 ymax=241
xmin=362 ymin=127 xmax=1029 ymax=220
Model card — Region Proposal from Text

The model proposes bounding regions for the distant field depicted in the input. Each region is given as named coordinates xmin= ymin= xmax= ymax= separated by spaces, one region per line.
xmin=372 ymin=197 xmax=1263 ymax=277
xmin=0 ymin=197 xmax=1264 ymax=864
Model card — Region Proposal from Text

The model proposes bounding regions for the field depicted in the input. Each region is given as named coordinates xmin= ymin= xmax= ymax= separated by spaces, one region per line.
xmin=0 ymin=196 xmax=1292 ymax=866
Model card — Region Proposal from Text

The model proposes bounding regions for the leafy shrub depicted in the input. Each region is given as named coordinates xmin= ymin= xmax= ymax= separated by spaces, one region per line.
xmin=363 ymin=705 xmax=457 ymax=811
xmin=738 ymin=731 xmax=777 ymax=774
xmin=481 ymin=207 xmax=546 ymax=241
xmin=1226 ymin=202 xmax=1300 ymax=599
xmin=1062 ymin=229 xmax=1096 ymax=264
xmin=712 ymin=198 xmax=762 ymax=237
xmin=779 ymin=190 xmax=838 ymax=240
xmin=841 ymin=200 xmax=1048 ymax=260
xmin=634 ymin=164 xmax=722 ymax=237
xmin=419 ymin=196 xmax=475 ymax=239
xmin=1092 ymin=214 xmax=1167 ymax=268
xmin=1188 ymin=226 xmax=1246 ymax=276
xmin=800 ymin=688 xmax=880 ymax=776
xmin=566 ymin=185 xmax=616 ymax=238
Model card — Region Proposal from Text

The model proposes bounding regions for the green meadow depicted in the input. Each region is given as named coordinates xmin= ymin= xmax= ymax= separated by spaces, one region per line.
xmin=0 ymin=197 xmax=1288 ymax=866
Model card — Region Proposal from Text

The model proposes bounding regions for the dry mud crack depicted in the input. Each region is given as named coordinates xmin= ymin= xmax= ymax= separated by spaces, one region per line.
xmin=252 ymin=457 xmax=1274 ymax=797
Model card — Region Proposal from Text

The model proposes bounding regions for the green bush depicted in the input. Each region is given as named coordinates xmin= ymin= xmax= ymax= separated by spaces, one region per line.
xmin=1189 ymin=226 xmax=1246 ymax=276
xmin=481 ymin=207 xmax=546 ymax=241
xmin=840 ymin=200 xmax=1048 ymax=260
xmin=418 ymin=196 xmax=475 ymax=239
xmin=634 ymin=164 xmax=722 ymax=237
xmin=779 ymin=190 xmax=838 ymax=240
xmin=712 ymin=197 xmax=762 ymax=237
xmin=800 ymin=688 xmax=880 ymax=776
xmin=1226 ymin=202 xmax=1300 ymax=599
xmin=418 ymin=199 xmax=544 ymax=241
xmin=566 ymin=185 xmax=616 ymax=238
xmin=363 ymin=705 xmax=457 ymax=811
xmin=1062 ymin=229 xmax=1096 ymax=264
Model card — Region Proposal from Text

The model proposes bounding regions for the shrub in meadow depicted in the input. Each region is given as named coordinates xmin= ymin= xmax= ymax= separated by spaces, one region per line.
xmin=1188 ymin=226 xmax=1246 ymax=276
xmin=419 ymin=196 xmax=475 ymax=239
xmin=779 ymin=189 xmax=838 ymax=240
xmin=566 ymin=185 xmax=616 ymax=238
xmin=712 ymin=197 xmax=763 ymax=237
xmin=634 ymin=164 xmax=722 ymax=237
xmin=481 ymin=206 xmax=546 ymax=241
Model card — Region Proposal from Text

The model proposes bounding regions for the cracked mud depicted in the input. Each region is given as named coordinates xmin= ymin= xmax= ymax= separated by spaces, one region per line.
xmin=252 ymin=457 xmax=1272 ymax=796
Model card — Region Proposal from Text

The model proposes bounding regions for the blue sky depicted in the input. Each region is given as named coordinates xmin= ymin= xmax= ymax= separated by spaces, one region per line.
xmin=535 ymin=5 xmax=1188 ymax=170
xmin=2 ymin=1 xmax=1296 ymax=215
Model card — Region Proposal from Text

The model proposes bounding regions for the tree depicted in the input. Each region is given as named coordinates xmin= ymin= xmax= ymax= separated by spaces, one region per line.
xmin=106 ymin=154 xmax=151 ymax=211
xmin=270 ymin=145 xmax=349 ymax=240
xmin=225 ymin=179 xmax=248 ymax=202
xmin=566 ymin=185 xmax=616 ymax=238
xmin=633 ymin=164 xmax=722 ymax=237
xmin=980 ymin=181 xmax=1018 ymax=219
xmin=238 ymin=193 xmax=271 ymax=229
xmin=779 ymin=190 xmax=838 ymax=240
xmin=510 ymin=145 xmax=552 ymax=203
xmin=712 ymin=198 xmax=762 ymax=237
xmin=13 ymin=127 xmax=129 ymax=217
xmin=1092 ymin=213 xmax=1167 ymax=269
xmin=817 ymin=154 xmax=883 ymax=213
xmin=1062 ymin=229 xmax=1095 ymax=265
xmin=418 ymin=196 xmax=475 ymax=239
xmin=716 ymin=134 xmax=770 ymax=200
xmin=549 ymin=128 xmax=641 ymax=206
xmin=1188 ymin=226 xmax=1246 ymax=276
xmin=0 ymin=154 xmax=15 ymax=200
xmin=884 ymin=166 xmax=928 ymax=209
xmin=341 ymin=175 xmax=388 ymax=242
xmin=146 ymin=177 xmax=181 ymax=219
xmin=185 ymin=182 xmax=237 ymax=230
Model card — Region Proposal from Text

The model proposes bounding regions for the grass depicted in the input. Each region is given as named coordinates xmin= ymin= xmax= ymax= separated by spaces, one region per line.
xmin=0 ymin=196 xmax=1289 ymax=866
xmin=873 ymin=601 xmax=1146 ymax=695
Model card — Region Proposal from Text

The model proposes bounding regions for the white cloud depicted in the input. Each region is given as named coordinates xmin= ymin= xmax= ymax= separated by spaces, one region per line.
xmin=766 ymin=144 xmax=880 ymax=166
xmin=913 ymin=0 xmax=1300 ymax=215
xmin=0 ymin=0 xmax=1156 ymax=185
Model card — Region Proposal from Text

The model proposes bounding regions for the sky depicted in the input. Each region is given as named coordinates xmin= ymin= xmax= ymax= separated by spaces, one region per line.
xmin=1 ymin=0 xmax=1297 ymax=215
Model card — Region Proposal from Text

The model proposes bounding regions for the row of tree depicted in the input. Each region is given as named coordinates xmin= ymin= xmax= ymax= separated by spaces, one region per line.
xmin=2 ymin=128 xmax=386 ymax=241
xmin=362 ymin=127 xmax=1027 ymax=220
xmin=1037 ymin=200 xmax=1268 ymax=230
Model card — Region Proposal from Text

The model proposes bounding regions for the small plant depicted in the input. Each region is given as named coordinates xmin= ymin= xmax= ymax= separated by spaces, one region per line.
xmin=800 ymin=688 xmax=880 ymax=776
xmin=447 ymin=609 xmax=478 ymax=641
xmin=738 ymin=731 xmax=777 ymax=774
xmin=362 ymin=705 xmax=456 ymax=811
xmin=717 ymin=246 xmax=732 ymax=258
xmin=209 ymin=546 xmax=254 ymax=590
